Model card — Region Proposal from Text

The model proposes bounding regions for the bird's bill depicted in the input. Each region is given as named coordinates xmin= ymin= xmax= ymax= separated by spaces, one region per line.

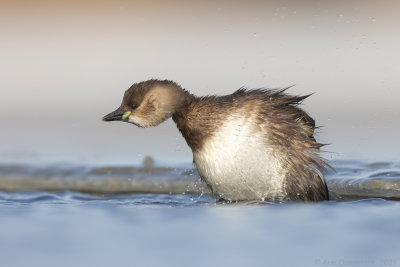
xmin=102 ymin=109 xmax=131 ymax=121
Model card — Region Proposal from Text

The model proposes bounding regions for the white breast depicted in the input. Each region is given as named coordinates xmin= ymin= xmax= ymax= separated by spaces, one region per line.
xmin=193 ymin=114 xmax=287 ymax=201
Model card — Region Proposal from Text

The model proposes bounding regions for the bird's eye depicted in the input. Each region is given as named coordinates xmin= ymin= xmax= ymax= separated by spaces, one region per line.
xmin=131 ymin=103 xmax=139 ymax=109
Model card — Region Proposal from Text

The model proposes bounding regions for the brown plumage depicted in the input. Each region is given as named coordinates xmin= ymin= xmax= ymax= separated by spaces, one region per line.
xmin=103 ymin=79 xmax=330 ymax=202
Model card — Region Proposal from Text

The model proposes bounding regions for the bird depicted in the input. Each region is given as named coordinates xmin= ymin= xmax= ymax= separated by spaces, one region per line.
xmin=102 ymin=79 xmax=329 ymax=202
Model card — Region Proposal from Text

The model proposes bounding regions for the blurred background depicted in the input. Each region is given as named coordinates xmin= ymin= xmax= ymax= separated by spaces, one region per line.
xmin=0 ymin=0 xmax=399 ymax=165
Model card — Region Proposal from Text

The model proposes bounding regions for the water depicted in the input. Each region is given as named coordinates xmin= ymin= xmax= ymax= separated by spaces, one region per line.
xmin=1 ymin=160 xmax=400 ymax=200
xmin=1 ymin=160 xmax=400 ymax=267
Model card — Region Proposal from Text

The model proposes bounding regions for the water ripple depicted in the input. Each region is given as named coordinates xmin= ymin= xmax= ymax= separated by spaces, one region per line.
xmin=0 ymin=160 xmax=400 ymax=204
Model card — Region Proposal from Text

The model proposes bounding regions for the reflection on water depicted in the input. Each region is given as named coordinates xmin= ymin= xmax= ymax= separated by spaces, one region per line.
xmin=1 ymin=160 xmax=400 ymax=267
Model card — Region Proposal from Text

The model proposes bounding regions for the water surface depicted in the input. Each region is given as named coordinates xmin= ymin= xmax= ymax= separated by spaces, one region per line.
xmin=1 ymin=160 xmax=400 ymax=267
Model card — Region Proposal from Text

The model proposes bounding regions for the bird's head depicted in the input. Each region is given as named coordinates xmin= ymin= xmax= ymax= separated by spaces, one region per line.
xmin=102 ymin=79 xmax=190 ymax=127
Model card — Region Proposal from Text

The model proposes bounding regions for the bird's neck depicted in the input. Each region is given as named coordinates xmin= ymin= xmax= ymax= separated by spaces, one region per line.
xmin=171 ymin=93 xmax=203 ymax=151
xmin=171 ymin=92 xmax=195 ymax=129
